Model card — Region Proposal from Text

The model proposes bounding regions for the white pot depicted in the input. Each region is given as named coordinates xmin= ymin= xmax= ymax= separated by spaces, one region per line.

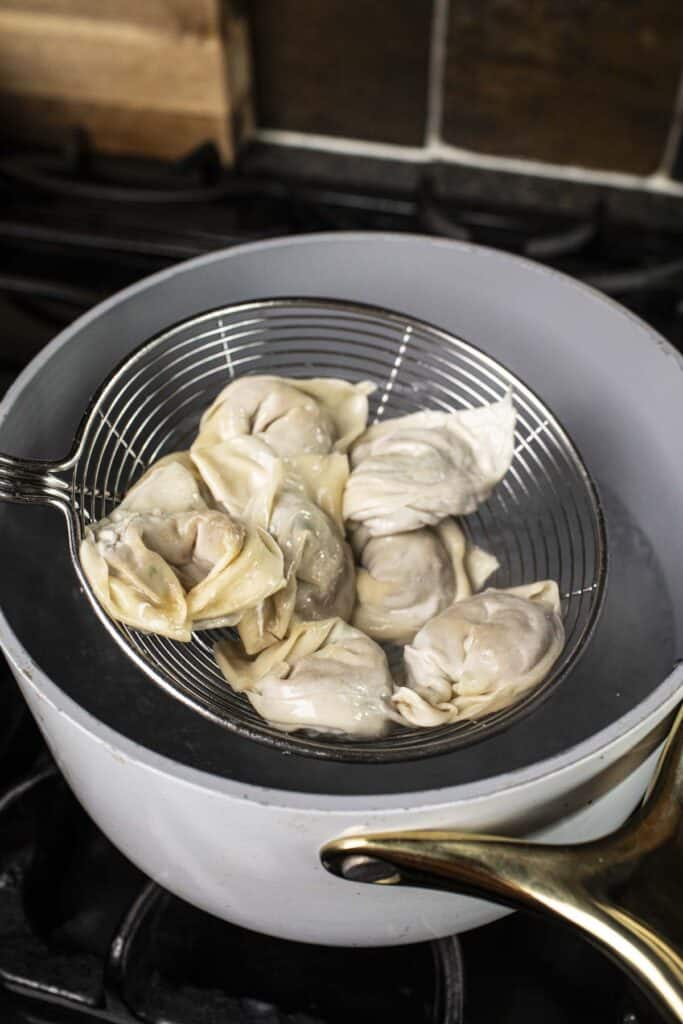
xmin=0 ymin=233 xmax=681 ymax=948
xmin=5 ymin=649 xmax=677 ymax=945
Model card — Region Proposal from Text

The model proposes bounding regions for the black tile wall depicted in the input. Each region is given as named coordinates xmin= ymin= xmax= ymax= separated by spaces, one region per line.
xmin=441 ymin=0 xmax=683 ymax=174
xmin=246 ymin=0 xmax=683 ymax=179
xmin=247 ymin=0 xmax=433 ymax=145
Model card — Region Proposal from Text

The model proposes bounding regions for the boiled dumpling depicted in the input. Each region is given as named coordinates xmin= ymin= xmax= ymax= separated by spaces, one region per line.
xmin=465 ymin=543 xmax=503 ymax=592
xmin=115 ymin=508 xmax=243 ymax=591
xmin=190 ymin=438 xmax=348 ymax=530
xmin=80 ymin=514 xmax=192 ymax=640
xmin=237 ymin=565 xmax=299 ymax=655
xmin=190 ymin=435 xmax=283 ymax=524
xmin=191 ymin=437 xmax=355 ymax=652
xmin=192 ymin=375 xmax=374 ymax=457
xmin=283 ymin=452 xmax=349 ymax=533
xmin=80 ymin=452 xmax=208 ymax=639
xmin=343 ymin=393 xmax=516 ymax=536
xmin=392 ymin=581 xmax=564 ymax=726
xmin=215 ymin=618 xmax=393 ymax=737
xmin=80 ymin=452 xmax=287 ymax=638
xmin=238 ymin=481 xmax=356 ymax=652
xmin=183 ymin=519 xmax=285 ymax=629
xmin=116 ymin=451 xmax=210 ymax=516
xmin=113 ymin=452 xmax=286 ymax=628
xmin=267 ymin=488 xmax=355 ymax=621
xmin=80 ymin=509 xmax=285 ymax=638
xmin=351 ymin=519 xmax=499 ymax=644
xmin=237 ymin=483 xmax=356 ymax=654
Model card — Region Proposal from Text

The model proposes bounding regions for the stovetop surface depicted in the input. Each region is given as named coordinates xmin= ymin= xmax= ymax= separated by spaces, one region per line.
xmin=2 ymin=137 xmax=683 ymax=377
xmin=1 ymin=135 xmax=679 ymax=1023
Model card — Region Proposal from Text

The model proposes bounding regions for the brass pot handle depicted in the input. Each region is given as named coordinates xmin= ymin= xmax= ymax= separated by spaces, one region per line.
xmin=322 ymin=704 xmax=683 ymax=1024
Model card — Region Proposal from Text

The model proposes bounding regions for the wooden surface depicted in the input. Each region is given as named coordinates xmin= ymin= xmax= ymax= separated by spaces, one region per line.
xmin=0 ymin=0 xmax=253 ymax=161
xmin=0 ymin=0 xmax=222 ymax=33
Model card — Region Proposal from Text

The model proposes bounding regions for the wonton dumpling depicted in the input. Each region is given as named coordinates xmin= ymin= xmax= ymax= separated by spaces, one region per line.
xmin=191 ymin=437 xmax=354 ymax=652
xmin=117 ymin=452 xmax=287 ymax=627
xmin=343 ymin=393 xmax=516 ymax=536
xmin=237 ymin=565 xmax=299 ymax=655
xmin=80 ymin=450 xmax=287 ymax=638
xmin=392 ymin=581 xmax=564 ymax=726
xmin=80 ymin=510 xmax=285 ymax=638
xmin=191 ymin=436 xmax=283 ymax=523
xmin=284 ymin=453 xmax=349 ymax=533
xmin=215 ymin=618 xmax=393 ymax=737
xmin=351 ymin=519 xmax=499 ymax=644
xmin=192 ymin=375 xmax=375 ymax=457
xmin=80 ymin=452 xmax=211 ymax=640
xmin=80 ymin=515 xmax=192 ymax=640
xmin=183 ymin=521 xmax=285 ymax=629
xmin=465 ymin=544 xmax=502 ymax=592
xmin=236 ymin=484 xmax=355 ymax=655
xmin=114 ymin=509 xmax=244 ymax=591
xmin=191 ymin=439 xmax=348 ymax=531
xmin=268 ymin=489 xmax=355 ymax=621
xmin=116 ymin=452 xmax=210 ymax=516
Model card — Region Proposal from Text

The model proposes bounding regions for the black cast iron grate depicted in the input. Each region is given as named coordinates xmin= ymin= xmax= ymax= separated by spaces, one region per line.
xmin=1 ymin=134 xmax=683 ymax=374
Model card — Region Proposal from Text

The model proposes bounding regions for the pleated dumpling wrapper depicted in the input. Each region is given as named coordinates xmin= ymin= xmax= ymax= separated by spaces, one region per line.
xmin=190 ymin=435 xmax=348 ymax=531
xmin=192 ymin=375 xmax=375 ymax=457
xmin=79 ymin=453 xmax=286 ymax=640
xmin=215 ymin=618 xmax=394 ymax=737
xmin=191 ymin=436 xmax=355 ymax=653
xmin=351 ymin=518 xmax=499 ymax=645
xmin=237 ymin=479 xmax=356 ymax=654
xmin=392 ymin=581 xmax=565 ymax=726
xmin=343 ymin=393 xmax=516 ymax=536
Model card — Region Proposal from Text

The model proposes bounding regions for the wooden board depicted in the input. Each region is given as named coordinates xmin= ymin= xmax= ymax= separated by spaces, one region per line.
xmin=0 ymin=0 xmax=253 ymax=161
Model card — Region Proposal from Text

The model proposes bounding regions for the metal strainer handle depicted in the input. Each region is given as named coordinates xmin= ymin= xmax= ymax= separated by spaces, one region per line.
xmin=0 ymin=453 xmax=73 ymax=513
xmin=322 ymin=703 xmax=683 ymax=1023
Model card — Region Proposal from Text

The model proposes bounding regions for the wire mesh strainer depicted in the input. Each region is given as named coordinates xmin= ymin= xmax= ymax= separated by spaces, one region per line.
xmin=0 ymin=299 xmax=607 ymax=762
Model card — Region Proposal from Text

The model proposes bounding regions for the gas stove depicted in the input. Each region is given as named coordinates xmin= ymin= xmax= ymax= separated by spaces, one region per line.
xmin=1 ymin=135 xmax=679 ymax=1024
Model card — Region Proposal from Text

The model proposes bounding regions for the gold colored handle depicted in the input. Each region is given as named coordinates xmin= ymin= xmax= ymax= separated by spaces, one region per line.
xmin=322 ymin=704 xmax=683 ymax=1023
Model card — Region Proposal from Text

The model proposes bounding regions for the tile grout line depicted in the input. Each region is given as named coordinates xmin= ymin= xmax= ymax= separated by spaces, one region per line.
xmin=252 ymin=127 xmax=683 ymax=196
xmin=424 ymin=0 xmax=450 ymax=147
xmin=657 ymin=67 xmax=683 ymax=177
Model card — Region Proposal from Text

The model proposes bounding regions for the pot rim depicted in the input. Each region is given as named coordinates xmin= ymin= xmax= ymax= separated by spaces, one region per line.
xmin=1 ymin=232 xmax=681 ymax=813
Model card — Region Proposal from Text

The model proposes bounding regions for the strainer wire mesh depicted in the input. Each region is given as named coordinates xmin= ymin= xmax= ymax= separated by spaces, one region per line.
xmin=68 ymin=299 xmax=606 ymax=763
